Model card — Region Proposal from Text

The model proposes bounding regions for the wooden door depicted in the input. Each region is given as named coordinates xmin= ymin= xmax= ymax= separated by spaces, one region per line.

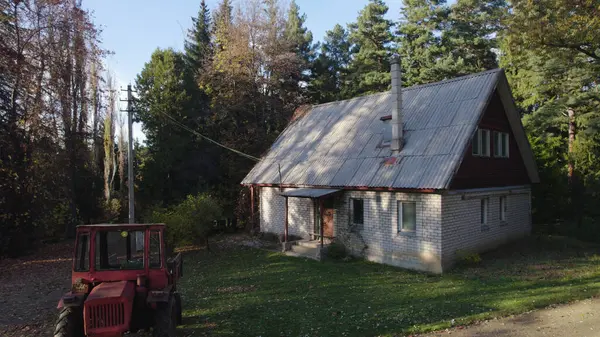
xmin=322 ymin=208 xmax=334 ymax=237
xmin=321 ymin=197 xmax=334 ymax=237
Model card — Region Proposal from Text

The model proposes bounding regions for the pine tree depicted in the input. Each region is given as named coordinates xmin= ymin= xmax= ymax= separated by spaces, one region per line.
xmin=396 ymin=0 xmax=447 ymax=86
xmin=284 ymin=0 xmax=314 ymax=67
xmin=438 ymin=0 xmax=507 ymax=75
xmin=308 ymin=24 xmax=352 ymax=103
xmin=347 ymin=0 xmax=394 ymax=95
xmin=184 ymin=0 xmax=212 ymax=73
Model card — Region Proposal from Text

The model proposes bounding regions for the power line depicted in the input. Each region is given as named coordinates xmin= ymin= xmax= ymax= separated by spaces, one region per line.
xmin=156 ymin=110 xmax=260 ymax=162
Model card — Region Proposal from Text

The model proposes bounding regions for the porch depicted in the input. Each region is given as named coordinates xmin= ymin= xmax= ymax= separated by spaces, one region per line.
xmin=279 ymin=188 xmax=340 ymax=257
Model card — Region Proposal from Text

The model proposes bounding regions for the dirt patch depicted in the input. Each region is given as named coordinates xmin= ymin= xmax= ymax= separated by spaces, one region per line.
xmin=0 ymin=242 xmax=73 ymax=337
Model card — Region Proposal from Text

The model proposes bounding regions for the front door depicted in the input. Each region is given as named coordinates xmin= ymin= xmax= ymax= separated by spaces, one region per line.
xmin=321 ymin=198 xmax=334 ymax=237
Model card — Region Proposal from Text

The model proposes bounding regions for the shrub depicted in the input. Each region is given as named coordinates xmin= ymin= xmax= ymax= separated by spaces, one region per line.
xmin=147 ymin=193 xmax=223 ymax=246
xmin=325 ymin=241 xmax=348 ymax=260
xmin=456 ymin=250 xmax=482 ymax=266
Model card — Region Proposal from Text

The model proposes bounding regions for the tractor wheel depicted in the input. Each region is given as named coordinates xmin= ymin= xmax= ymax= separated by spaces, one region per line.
xmin=174 ymin=293 xmax=182 ymax=325
xmin=54 ymin=307 xmax=84 ymax=337
xmin=153 ymin=297 xmax=177 ymax=337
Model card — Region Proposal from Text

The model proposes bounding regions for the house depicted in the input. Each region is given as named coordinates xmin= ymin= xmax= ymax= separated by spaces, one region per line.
xmin=241 ymin=58 xmax=539 ymax=273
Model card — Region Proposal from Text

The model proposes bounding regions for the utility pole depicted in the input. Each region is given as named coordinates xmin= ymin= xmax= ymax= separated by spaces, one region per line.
xmin=121 ymin=85 xmax=135 ymax=224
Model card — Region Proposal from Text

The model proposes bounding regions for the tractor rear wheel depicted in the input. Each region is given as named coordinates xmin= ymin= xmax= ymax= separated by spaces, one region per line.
xmin=153 ymin=297 xmax=176 ymax=337
xmin=54 ymin=307 xmax=84 ymax=337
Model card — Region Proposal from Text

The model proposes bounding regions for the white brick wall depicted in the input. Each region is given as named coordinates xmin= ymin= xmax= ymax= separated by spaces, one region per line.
xmin=441 ymin=187 xmax=532 ymax=269
xmin=259 ymin=187 xmax=314 ymax=238
xmin=258 ymin=186 xmax=532 ymax=273
xmin=334 ymin=191 xmax=443 ymax=273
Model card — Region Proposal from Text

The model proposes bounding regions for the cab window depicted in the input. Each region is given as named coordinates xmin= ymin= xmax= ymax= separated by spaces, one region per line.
xmin=74 ymin=233 xmax=90 ymax=271
xmin=95 ymin=230 xmax=145 ymax=270
xmin=149 ymin=230 xmax=162 ymax=268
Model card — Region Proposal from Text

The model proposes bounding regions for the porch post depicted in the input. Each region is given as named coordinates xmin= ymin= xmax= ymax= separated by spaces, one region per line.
xmin=319 ymin=198 xmax=324 ymax=248
xmin=250 ymin=185 xmax=255 ymax=227
xmin=284 ymin=196 xmax=289 ymax=242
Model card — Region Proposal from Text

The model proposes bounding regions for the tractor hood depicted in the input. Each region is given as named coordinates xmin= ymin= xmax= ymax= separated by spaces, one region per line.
xmin=87 ymin=281 xmax=135 ymax=301
xmin=84 ymin=281 xmax=135 ymax=335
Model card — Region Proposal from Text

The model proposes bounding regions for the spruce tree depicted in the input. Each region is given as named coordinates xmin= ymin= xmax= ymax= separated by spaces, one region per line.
xmin=184 ymin=0 xmax=212 ymax=74
xmin=347 ymin=0 xmax=394 ymax=96
xmin=284 ymin=0 xmax=314 ymax=67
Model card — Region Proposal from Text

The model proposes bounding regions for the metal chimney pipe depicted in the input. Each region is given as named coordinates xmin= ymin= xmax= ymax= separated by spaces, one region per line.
xmin=390 ymin=55 xmax=403 ymax=153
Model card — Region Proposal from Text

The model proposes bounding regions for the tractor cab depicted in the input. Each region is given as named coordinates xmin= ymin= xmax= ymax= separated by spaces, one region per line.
xmin=55 ymin=224 xmax=182 ymax=337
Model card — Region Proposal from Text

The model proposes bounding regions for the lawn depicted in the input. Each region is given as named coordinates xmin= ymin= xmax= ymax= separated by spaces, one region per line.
xmin=177 ymin=236 xmax=600 ymax=337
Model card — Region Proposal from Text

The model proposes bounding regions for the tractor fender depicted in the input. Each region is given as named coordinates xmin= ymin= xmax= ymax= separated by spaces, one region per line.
xmin=146 ymin=285 xmax=173 ymax=304
xmin=57 ymin=292 xmax=85 ymax=309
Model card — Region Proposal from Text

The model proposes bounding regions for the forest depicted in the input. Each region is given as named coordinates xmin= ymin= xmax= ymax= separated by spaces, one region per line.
xmin=1 ymin=0 xmax=599 ymax=256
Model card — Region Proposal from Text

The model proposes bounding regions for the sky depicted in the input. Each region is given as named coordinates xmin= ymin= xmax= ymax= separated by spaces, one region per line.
xmin=83 ymin=0 xmax=404 ymax=141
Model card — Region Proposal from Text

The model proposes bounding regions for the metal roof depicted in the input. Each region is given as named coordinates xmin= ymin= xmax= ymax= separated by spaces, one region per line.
xmin=279 ymin=188 xmax=342 ymax=198
xmin=242 ymin=69 xmax=504 ymax=189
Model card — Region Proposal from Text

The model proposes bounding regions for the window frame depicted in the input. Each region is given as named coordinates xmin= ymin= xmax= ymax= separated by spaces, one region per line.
xmin=74 ymin=232 xmax=90 ymax=272
xmin=472 ymin=129 xmax=491 ymax=157
xmin=397 ymin=201 xmax=417 ymax=233
xmin=351 ymin=198 xmax=364 ymax=225
xmin=499 ymin=196 xmax=507 ymax=222
xmin=480 ymin=198 xmax=489 ymax=226
xmin=494 ymin=131 xmax=510 ymax=158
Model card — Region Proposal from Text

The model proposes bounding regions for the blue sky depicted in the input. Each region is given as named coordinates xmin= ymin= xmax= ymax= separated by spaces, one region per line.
xmin=84 ymin=0 xmax=403 ymax=141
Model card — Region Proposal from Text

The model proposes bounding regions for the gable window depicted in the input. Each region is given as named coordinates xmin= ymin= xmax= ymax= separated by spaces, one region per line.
xmin=398 ymin=201 xmax=417 ymax=233
xmin=352 ymin=199 xmax=364 ymax=225
xmin=472 ymin=129 xmax=490 ymax=157
xmin=499 ymin=196 xmax=507 ymax=222
xmin=480 ymin=198 xmax=489 ymax=226
xmin=494 ymin=132 xmax=510 ymax=158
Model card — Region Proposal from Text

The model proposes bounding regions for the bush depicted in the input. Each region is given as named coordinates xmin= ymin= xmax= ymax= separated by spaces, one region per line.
xmin=147 ymin=193 xmax=223 ymax=246
xmin=456 ymin=250 xmax=482 ymax=266
xmin=325 ymin=241 xmax=347 ymax=260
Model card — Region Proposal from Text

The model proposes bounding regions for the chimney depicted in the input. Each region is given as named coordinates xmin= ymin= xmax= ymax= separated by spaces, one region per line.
xmin=390 ymin=55 xmax=403 ymax=153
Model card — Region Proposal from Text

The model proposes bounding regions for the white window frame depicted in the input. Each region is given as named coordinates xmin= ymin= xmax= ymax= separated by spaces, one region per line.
xmin=480 ymin=198 xmax=489 ymax=225
xmin=472 ymin=129 xmax=490 ymax=157
xmin=397 ymin=201 xmax=417 ymax=233
xmin=494 ymin=131 xmax=510 ymax=158
xmin=499 ymin=196 xmax=507 ymax=222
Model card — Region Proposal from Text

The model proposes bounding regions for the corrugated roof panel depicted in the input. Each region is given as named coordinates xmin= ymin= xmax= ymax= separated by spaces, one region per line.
xmin=330 ymin=158 xmax=362 ymax=187
xmin=349 ymin=157 xmax=382 ymax=186
xmin=308 ymin=159 xmax=344 ymax=186
xmin=242 ymin=69 xmax=502 ymax=189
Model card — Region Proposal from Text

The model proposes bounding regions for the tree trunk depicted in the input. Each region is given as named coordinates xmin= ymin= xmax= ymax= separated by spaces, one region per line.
xmin=567 ymin=108 xmax=576 ymax=186
xmin=567 ymin=107 xmax=583 ymax=227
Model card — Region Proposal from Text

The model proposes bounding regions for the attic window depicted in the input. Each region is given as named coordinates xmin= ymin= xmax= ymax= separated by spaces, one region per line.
xmin=379 ymin=119 xmax=392 ymax=147
xmin=494 ymin=132 xmax=510 ymax=158
xmin=472 ymin=129 xmax=490 ymax=157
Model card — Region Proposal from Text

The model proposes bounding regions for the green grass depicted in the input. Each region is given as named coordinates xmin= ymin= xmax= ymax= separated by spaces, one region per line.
xmin=177 ymin=236 xmax=600 ymax=336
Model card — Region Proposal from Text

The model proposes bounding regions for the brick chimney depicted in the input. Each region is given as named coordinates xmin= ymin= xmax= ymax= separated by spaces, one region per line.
xmin=390 ymin=55 xmax=403 ymax=153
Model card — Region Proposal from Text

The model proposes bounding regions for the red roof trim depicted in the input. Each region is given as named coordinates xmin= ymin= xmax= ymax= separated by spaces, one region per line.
xmin=248 ymin=183 xmax=438 ymax=193
xmin=380 ymin=115 xmax=392 ymax=121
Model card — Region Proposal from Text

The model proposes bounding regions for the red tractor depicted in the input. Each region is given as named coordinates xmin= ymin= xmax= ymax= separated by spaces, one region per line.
xmin=55 ymin=224 xmax=183 ymax=337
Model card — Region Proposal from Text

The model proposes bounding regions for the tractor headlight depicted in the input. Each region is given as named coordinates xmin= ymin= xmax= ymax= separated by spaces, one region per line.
xmin=72 ymin=278 xmax=89 ymax=293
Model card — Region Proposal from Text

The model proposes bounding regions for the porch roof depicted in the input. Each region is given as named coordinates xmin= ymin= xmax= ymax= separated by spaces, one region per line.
xmin=279 ymin=188 xmax=341 ymax=199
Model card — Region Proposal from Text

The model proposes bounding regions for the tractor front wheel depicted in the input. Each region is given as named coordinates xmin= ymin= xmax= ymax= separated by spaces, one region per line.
xmin=153 ymin=297 xmax=177 ymax=337
xmin=54 ymin=307 xmax=84 ymax=337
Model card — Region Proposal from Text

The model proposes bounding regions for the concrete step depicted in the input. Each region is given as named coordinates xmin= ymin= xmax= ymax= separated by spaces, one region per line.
xmin=295 ymin=239 xmax=328 ymax=249
xmin=286 ymin=245 xmax=321 ymax=261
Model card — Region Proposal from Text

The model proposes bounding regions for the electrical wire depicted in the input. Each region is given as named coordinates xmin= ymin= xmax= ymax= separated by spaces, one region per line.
xmin=156 ymin=110 xmax=260 ymax=162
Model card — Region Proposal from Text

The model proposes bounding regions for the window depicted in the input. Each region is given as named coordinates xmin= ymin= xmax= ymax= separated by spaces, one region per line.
xmin=480 ymin=198 xmax=489 ymax=225
xmin=472 ymin=129 xmax=490 ymax=157
xmin=398 ymin=201 xmax=417 ymax=233
xmin=494 ymin=132 xmax=510 ymax=158
xmin=95 ymin=230 xmax=145 ymax=270
xmin=74 ymin=233 xmax=90 ymax=272
xmin=149 ymin=231 xmax=162 ymax=268
xmin=499 ymin=196 xmax=507 ymax=222
xmin=352 ymin=199 xmax=364 ymax=225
